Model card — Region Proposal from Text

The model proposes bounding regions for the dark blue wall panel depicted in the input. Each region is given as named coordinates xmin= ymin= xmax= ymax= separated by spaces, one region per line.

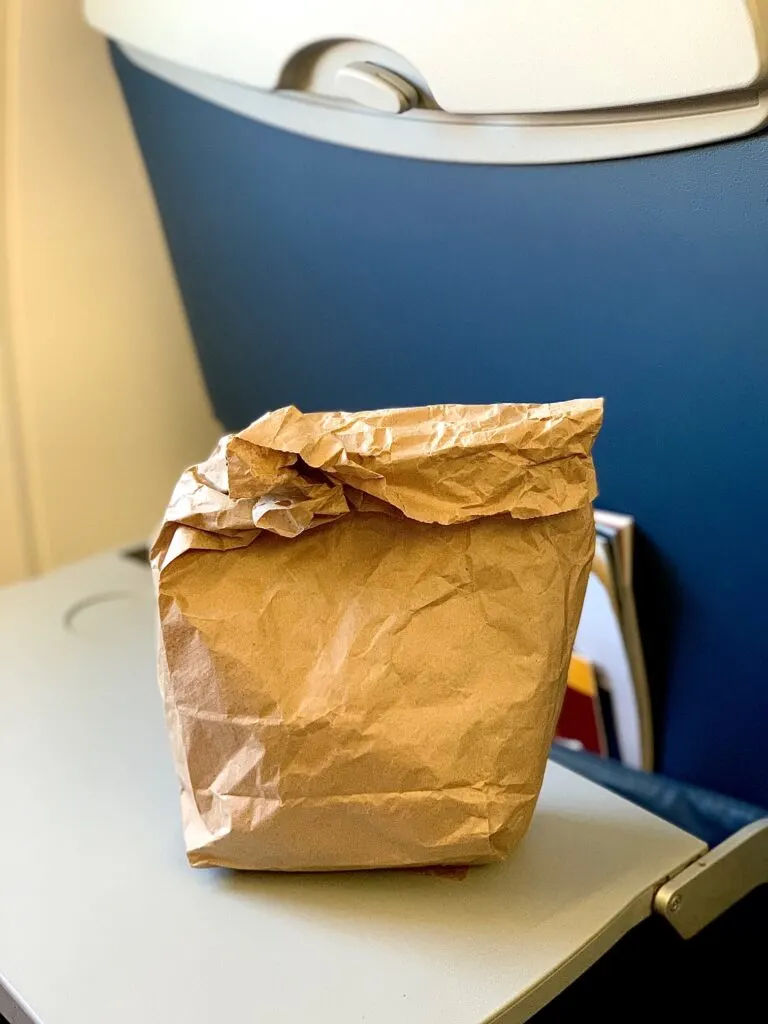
xmin=113 ymin=45 xmax=768 ymax=808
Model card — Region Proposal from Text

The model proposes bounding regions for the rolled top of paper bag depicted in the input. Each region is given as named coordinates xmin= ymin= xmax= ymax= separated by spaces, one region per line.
xmin=153 ymin=400 xmax=603 ymax=569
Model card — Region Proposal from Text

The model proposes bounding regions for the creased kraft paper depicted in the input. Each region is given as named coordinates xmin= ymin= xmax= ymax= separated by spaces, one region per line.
xmin=152 ymin=401 xmax=604 ymax=871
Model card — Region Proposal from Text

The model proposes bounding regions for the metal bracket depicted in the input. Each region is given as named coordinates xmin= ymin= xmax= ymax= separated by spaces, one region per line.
xmin=654 ymin=819 xmax=768 ymax=938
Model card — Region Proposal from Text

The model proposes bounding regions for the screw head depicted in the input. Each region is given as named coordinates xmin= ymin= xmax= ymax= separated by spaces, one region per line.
xmin=667 ymin=894 xmax=683 ymax=914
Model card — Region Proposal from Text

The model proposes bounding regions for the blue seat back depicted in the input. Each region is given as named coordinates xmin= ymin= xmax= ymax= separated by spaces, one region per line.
xmin=113 ymin=45 xmax=768 ymax=808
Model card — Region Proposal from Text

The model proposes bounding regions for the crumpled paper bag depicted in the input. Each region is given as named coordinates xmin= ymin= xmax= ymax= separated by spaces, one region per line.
xmin=152 ymin=400 xmax=603 ymax=871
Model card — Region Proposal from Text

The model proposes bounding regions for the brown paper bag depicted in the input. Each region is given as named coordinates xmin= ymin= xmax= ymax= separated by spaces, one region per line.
xmin=152 ymin=400 xmax=603 ymax=871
